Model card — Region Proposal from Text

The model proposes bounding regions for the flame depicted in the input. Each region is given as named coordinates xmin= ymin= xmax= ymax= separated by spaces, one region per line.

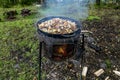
xmin=53 ymin=44 xmax=74 ymax=61
xmin=58 ymin=47 xmax=65 ymax=54
xmin=58 ymin=45 xmax=67 ymax=56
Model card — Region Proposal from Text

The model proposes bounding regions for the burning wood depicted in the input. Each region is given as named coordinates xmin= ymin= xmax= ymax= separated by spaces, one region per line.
xmin=94 ymin=69 xmax=104 ymax=77
xmin=38 ymin=18 xmax=77 ymax=34
xmin=54 ymin=45 xmax=67 ymax=57
xmin=82 ymin=66 xmax=88 ymax=80
xmin=58 ymin=47 xmax=65 ymax=55
xmin=52 ymin=44 xmax=74 ymax=61
xmin=113 ymin=70 xmax=120 ymax=76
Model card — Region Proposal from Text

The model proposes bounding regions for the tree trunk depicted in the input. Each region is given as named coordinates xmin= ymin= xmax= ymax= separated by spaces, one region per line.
xmin=39 ymin=0 xmax=45 ymax=4
xmin=96 ymin=0 xmax=101 ymax=5
xmin=41 ymin=0 xmax=44 ymax=4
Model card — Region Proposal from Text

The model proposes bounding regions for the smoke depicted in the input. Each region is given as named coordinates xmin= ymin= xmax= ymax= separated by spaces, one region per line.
xmin=38 ymin=0 xmax=95 ymax=20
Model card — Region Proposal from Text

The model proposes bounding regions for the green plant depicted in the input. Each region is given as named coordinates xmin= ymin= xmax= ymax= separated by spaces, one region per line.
xmin=105 ymin=59 xmax=112 ymax=69
xmin=0 ymin=0 xmax=38 ymax=8
xmin=87 ymin=15 xmax=101 ymax=21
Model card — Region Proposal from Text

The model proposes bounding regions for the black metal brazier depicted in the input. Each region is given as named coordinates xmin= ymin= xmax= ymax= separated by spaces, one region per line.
xmin=37 ymin=16 xmax=83 ymax=61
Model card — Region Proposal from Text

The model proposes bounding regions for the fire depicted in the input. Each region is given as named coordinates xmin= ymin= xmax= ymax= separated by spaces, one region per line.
xmin=53 ymin=44 xmax=74 ymax=60
xmin=58 ymin=45 xmax=67 ymax=56
xmin=58 ymin=47 xmax=65 ymax=54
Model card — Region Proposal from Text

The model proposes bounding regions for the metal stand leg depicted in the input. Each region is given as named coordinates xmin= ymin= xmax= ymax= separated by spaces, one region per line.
xmin=82 ymin=34 xmax=85 ymax=50
xmin=81 ymin=34 xmax=85 ymax=64
xmin=75 ymin=34 xmax=85 ymax=60
xmin=39 ymin=42 xmax=42 ymax=80
xmin=80 ymin=34 xmax=85 ymax=80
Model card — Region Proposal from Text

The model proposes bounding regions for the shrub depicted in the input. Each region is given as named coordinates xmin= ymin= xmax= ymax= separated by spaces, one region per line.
xmin=0 ymin=0 xmax=37 ymax=8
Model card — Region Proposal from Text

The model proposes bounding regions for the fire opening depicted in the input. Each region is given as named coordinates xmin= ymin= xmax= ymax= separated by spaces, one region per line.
xmin=52 ymin=44 xmax=75 ymax=61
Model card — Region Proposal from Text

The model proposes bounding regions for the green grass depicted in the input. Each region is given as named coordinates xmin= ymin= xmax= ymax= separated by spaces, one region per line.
xmin=105 ymin=59 xmax=112 ymax=69
xmin=0 ymin=5 xmax=39 ymax=21
xmin=87 ymin=15 xmax=101 ymax=21
xmin=0 ymin=6 xmax=40 ymax=79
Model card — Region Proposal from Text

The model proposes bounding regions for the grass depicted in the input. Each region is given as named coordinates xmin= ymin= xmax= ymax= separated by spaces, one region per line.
xmin=0 ymin=20 xmax=39 ymax=79
xmin=105 ymin=59 xmax=112 ymax=69
xmin=0 ymin=5 xmax=39 ymax=21
xmin=87 ymin=15 xmax=101 ymax=21
xmin=0 ymin=5 xmax=40 ymax=80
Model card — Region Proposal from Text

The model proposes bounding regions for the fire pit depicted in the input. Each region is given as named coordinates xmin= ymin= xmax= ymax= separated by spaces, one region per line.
xmin=36 ymin=16 xmax=84 ymax=61
xmin=36 ymin=16 xmax=85 ymax=80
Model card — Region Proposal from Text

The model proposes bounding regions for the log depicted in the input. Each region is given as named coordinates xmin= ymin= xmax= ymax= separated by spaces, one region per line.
xmin=94 ymin=69 xmax=104 ymax=77
xmin=82 ymin=66 xmax=88 ymax=80
xmin=113 ymin=70 xmax=120 ymax=76
xmin=81 ymin=30 xmax=93 ymax=34
xmin=105 ymin=76 xmax=109 ymax=80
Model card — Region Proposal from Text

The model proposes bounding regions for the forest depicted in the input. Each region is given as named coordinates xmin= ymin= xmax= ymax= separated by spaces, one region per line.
xmin=0 ymin=0 xmax=120 ymax=80
xmin=0 ymin=0 xmax=119 ymax=8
